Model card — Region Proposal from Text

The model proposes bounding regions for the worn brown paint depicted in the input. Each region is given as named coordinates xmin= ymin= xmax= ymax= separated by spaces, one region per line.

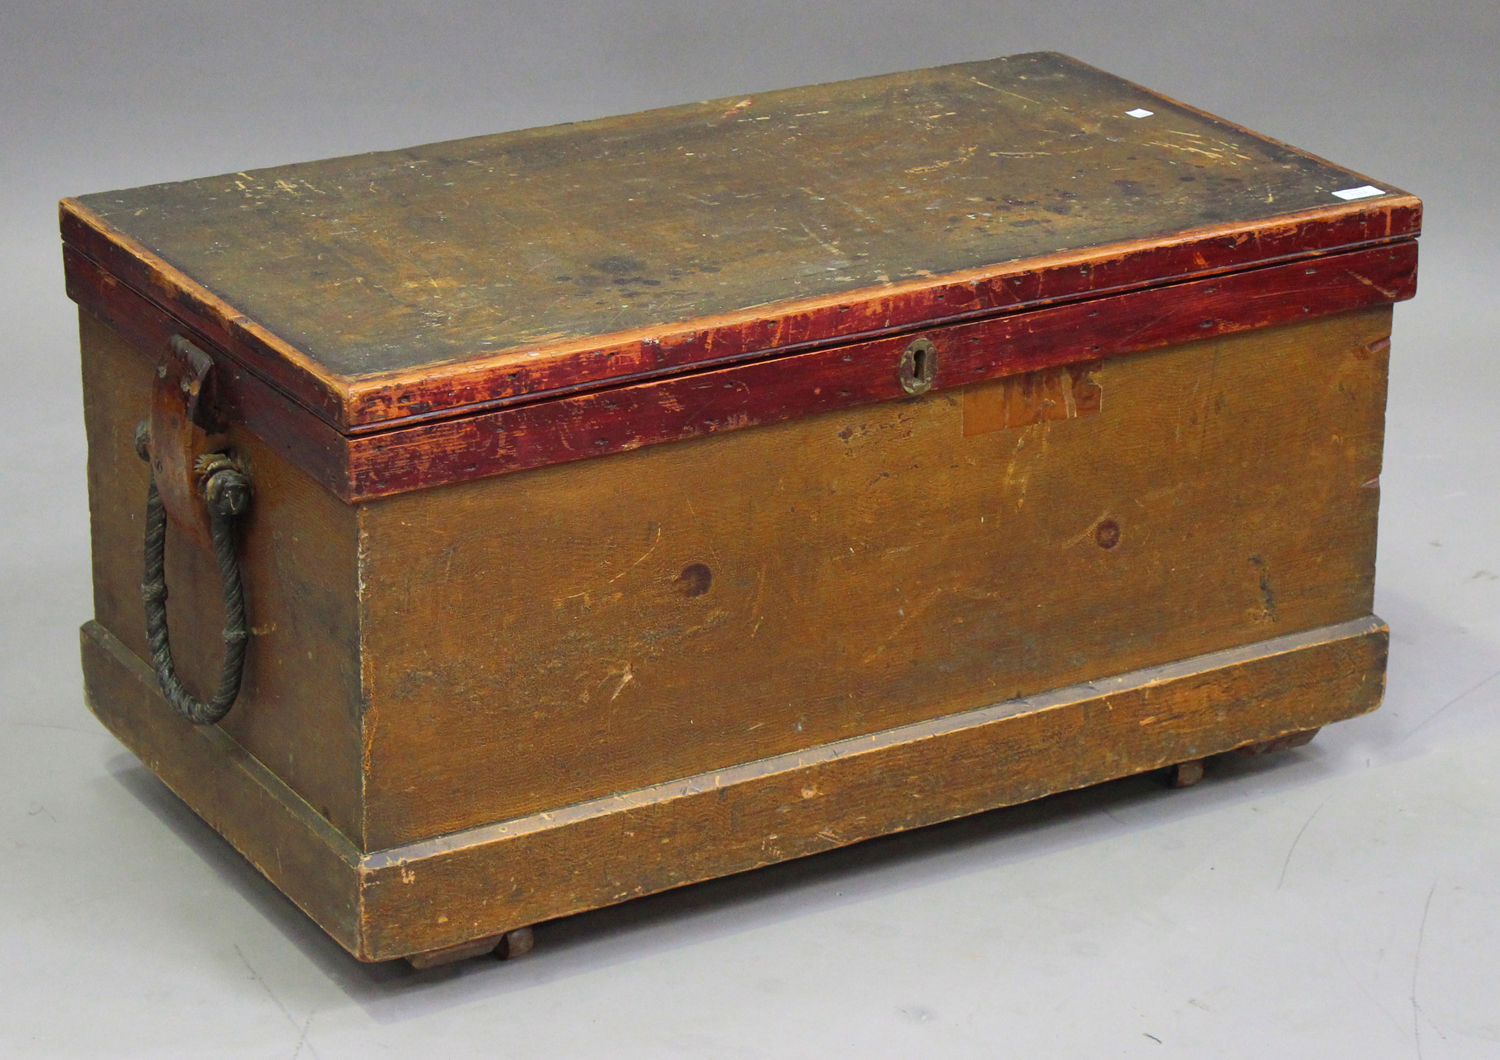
xmin=354 ymin=614 xmax=1389 ymax=958
xmin=66 ymin=236 xmax=1415 ymax=501
xmin=82 ymin=614 xmax=1386 ymax=960
xmin=62 ymin=52 xmax=1417 ymax=440
xmin=80 ymin=621 xmax=363 ymax=951
xmin=81 ymin=312 xmax=368 ymax=844
xmin=69 ymin=52 xmax=1415 ymax=963
xmin=353 ymin=308 xmax=1391 ymax=846
xmin=80 ymin=303 xmax=1393 ymax=855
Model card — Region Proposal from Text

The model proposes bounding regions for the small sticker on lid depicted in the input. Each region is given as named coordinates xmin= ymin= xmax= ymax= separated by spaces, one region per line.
xmin=1332 ymin=185 xmax=1386 ymax=201
xmin=1125 ymin=108 xmax=1154 ymax=118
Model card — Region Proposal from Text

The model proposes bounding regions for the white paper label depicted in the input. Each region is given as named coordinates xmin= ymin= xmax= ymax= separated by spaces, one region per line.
xmin=1332 ymin=185 xmax=1386 ymax=201
xmin=1125 ymin=108 xmax=1154 ymax=118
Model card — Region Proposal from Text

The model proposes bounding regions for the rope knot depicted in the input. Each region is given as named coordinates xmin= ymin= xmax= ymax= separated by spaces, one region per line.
xmin=197 ymin=453 xmax=252 ymax=518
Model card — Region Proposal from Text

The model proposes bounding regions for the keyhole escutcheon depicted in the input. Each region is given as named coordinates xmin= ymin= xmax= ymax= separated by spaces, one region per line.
xmin=899 ymin=337 xmax=938 ymax=396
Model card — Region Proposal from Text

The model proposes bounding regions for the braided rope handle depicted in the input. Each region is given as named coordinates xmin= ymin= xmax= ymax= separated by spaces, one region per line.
xmin=135 ymin=422 xmax=253 ymax=725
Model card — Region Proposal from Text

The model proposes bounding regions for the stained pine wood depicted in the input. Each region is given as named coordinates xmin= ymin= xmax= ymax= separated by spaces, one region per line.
xmin=69 ymin=51 xmax=1416 ymax=965
xmin=80 ymin=311 xmax=368 ymax=843
xmin=342 ymin=241 xmax=1413 ymax=499
xmin=355 ymin=307 xmax=1391 ymax=847
xmin=64 ymin=249 xmax=354 ymax=499
xmin=60 ymin=51 xmax=1418 ymax=435
xmin=81 ymin=613 xmax=1387 ymax=961
xmin=80 ymin=621 xmax=363 ymax=952
xmin=357 ymin=617 xmax=1387 ymax=960
xmin=64 ymin=237 xmax=1415 ymax=502
xmin=81 ymin=302 xmax=1391 ymax=856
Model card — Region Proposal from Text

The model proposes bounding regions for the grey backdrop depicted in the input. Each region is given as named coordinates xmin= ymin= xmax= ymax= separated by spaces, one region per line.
xmin=3 ymin=2 xmax=1498 ymax=1057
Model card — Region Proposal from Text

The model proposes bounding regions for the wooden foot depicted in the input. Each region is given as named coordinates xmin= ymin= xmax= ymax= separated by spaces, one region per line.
xmin=405 ymin=926 xmax=534 ymax=969
xmin=496 ymin=925 xmax=534 ymax=961
xmin=1166 ymin=758 xmax=1206 ymax=788
xmin=1234 ymin=727 xmax=1320 ymax=756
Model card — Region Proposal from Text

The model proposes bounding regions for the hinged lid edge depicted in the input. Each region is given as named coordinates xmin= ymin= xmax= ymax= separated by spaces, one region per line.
xmin=68 ymin=231 xmax=1417 ymax=503
xmin=63 ymin=193 xmax=1420 ymax=437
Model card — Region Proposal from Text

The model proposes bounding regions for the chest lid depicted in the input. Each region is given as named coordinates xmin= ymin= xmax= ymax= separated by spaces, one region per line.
xmin=63 ymin=51 xmax=1418 ymax=498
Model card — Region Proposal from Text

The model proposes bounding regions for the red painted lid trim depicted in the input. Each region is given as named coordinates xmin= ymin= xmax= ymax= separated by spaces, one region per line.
xmin=70 ymin=235 xmax=1416 ymax=502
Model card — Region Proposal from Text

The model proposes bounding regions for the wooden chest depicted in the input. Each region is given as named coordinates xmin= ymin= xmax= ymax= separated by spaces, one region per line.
xmin=66 ymin=52 xmax=1419 ymax=965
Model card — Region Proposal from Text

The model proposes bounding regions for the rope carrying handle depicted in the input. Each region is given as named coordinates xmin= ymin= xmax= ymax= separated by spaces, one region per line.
xmin=135 ymin=421 xmax=253 ymax=725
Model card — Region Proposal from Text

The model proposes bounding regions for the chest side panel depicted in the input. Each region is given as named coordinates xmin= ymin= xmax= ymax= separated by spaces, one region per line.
xmin=79 ymin=313 xmax=368 ymax=844
xmin=357 ymin=306 xmax=1390 ymax=848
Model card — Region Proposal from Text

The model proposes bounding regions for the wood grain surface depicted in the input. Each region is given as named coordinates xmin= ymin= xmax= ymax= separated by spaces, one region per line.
xmin=80 ymin=614 xmax=1387 ymax=961
xmin=80 ymin=621 xmax=364 ymax=953
xmin=76 ymin=298 xmax=1393 ymax=856
xmin=356 ymin=616 xmax=1387 ymax=960
xmin=79 ymin=311 xmax=369 ymax=844
xmin=69 ymin=49 xmax=1413 ymax=968
xmin=343 ymin=241 xmax=1413 ymax=499
xmin=60 ymin=51 xmax=1420 ymax=430
xmin=356 ymin=306 xmax=1392 ymax=848
xmin=66 ymin=239 xmax=1414 ymax=500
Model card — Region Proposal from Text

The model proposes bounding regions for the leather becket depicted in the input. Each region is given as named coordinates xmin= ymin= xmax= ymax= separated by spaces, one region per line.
xmin=147 ymin=335 xmax=223 ymax=550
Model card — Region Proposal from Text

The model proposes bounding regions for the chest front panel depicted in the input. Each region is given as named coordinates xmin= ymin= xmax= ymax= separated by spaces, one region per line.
xmin=356 ymin=307 xmax=1390 ymax=847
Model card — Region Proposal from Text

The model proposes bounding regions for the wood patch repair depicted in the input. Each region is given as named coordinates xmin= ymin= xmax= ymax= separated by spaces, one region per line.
xmin=963 ymin=361 xmax=1103 ymax=436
